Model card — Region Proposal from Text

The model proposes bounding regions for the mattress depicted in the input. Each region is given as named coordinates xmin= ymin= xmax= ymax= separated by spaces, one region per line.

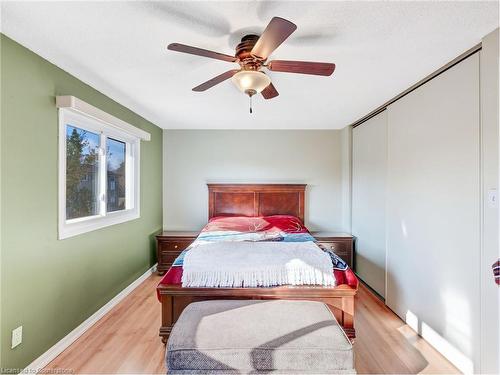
xmin=157 ymin=215 xmax=358 ymax=291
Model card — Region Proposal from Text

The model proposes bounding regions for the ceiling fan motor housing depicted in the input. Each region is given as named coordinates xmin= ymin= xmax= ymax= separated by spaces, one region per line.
xmin=236 ymin=34 xmax=264 ymax=70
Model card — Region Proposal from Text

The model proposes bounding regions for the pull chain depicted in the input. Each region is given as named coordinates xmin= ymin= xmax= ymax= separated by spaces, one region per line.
xmin=245 ymin=89 xmax=256 ymax=114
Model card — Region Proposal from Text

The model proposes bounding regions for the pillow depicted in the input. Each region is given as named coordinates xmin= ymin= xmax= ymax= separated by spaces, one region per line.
xmin=205 ymin=215 xmax=308 ymax=234
xmin=205 ymin=216 xmax=272 ymax=232
xmin=263 ymin=215 xmax=307 ymax=233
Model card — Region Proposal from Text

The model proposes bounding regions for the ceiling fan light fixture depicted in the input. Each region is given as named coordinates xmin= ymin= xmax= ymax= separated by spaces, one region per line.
xmin=231 ymin=70 xmax=271 ymax=95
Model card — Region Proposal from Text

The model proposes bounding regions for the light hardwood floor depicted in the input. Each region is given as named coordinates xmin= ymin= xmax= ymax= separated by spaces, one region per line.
xmin=45 ymin=275 xmax=458 ymax=374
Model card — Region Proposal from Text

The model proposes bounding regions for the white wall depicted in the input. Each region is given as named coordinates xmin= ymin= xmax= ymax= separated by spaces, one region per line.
xmin=163 ymin=130 xmax=346 ymax=231
xmin=352 ymin=111 xmax=387 ymax=297
xmin=386 ymin=53 xmax=480 ymax=373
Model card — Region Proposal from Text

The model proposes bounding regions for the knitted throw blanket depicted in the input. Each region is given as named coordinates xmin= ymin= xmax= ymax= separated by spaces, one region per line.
xmin=181 ymin=241 xmax=335 ymax=288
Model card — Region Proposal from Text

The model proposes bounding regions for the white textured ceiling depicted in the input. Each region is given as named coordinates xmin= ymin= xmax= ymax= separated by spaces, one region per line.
xmin=1 ymin=1 xmax=498 ymax=129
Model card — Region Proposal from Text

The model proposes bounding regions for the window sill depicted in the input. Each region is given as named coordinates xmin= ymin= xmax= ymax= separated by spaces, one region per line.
xmin=59 ymin=209 xmax=140 ymax=240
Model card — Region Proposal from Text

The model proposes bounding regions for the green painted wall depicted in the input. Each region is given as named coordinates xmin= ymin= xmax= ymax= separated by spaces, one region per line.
xmin=0 ymin=34 xmax=163 ymax=371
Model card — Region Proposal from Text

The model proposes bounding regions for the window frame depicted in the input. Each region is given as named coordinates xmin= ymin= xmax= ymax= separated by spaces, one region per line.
xmin=58 ymin=107 xmax=141 ymax=239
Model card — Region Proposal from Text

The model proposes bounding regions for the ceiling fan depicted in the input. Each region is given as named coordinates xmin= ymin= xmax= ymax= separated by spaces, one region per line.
xmin=167 ymin=17 xmax=335 ymax=113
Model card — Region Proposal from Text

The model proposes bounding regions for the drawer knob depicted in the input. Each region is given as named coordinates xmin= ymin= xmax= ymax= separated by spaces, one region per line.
xmin=174 ymin=245 xmax=178 ymax=249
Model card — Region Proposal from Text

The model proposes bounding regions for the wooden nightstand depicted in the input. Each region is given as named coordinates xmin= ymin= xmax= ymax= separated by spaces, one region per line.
xmin=156 ymin=231 xmax=199 ymax=275
xmin=311 ymin=232 xmax=355 ymax=269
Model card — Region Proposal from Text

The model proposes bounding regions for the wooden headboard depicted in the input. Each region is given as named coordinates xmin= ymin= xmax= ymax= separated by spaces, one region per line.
xmin=207 ymin=184 xmax=306 ymax=223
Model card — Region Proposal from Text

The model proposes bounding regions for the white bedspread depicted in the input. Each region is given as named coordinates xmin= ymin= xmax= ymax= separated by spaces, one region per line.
xmin=181 ymin=241 xmax=335 ymax=288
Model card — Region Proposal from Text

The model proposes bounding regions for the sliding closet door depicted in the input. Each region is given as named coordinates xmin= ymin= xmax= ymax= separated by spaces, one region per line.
xmin=386 ymin=53 xmax=480 ymax=373
xmin=352 ymin=111 xmax=387 ymax=297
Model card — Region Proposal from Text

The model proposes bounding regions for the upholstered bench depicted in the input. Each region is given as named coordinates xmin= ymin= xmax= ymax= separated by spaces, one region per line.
xmin=166 ymin=300 xmax=356 ymax=374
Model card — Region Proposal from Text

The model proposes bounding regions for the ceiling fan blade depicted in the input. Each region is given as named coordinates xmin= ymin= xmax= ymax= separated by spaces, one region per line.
xmin=261 ymin=83 xmax=279 ymax=99
xmin=192 ymin=70 xmax=240 ymax=91
xmin=251 ymin=17 xmax=297 ymax=60
xmin=267 ymin=60 xmax=335 ymax=76
xmin=168 ymin=43 xmax=237 ymax=62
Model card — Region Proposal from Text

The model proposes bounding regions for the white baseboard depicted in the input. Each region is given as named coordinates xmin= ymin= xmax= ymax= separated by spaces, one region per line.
xmin=22 ymin=263 xmax=157 ymax=374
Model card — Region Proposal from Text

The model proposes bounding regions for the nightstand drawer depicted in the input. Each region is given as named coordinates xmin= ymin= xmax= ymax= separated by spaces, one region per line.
xmin=157 ymin=240 xmax=192 ymax=272
xmin=316 ymin=241 xmax=350 ymax=257
xmin=158 ymin=239 xmax=192 ymax=252
xmin=158 ymin=250 xmax=183 ymax=264
xmin=156 ymin=232 xmax=199 ymax=275
xmin=312 ymin=233 xmax=354 ymax=269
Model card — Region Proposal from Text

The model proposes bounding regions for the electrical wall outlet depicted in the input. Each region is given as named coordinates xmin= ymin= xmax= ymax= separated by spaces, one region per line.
xmin=11 ymin=326 xmax=22 ymax=349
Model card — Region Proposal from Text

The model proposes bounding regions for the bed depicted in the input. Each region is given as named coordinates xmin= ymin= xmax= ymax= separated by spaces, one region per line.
xmin=157 ymin=184 xmax=358 ymax=343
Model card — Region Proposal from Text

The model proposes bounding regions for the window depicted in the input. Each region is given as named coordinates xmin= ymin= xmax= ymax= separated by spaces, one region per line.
xmin=58 ymin=96 xmax=149 ymax=239
xmin=106 ymin=138 xmax=126 ymax=212
xmin=66 ymin=125 xmax=100 ymax=220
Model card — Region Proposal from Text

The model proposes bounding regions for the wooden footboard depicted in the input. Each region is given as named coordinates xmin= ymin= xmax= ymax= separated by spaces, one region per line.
xmin=158 ymin=284 xmax=357 ymax=343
